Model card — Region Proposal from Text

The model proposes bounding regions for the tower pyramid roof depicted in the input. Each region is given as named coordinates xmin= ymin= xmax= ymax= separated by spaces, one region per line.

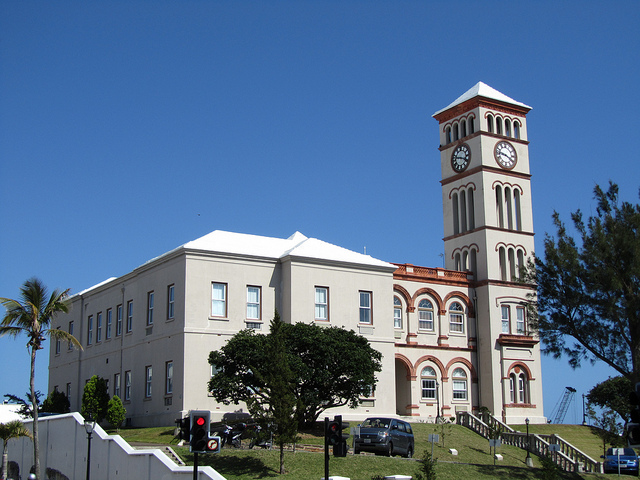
xmin=432 ymin=82 xmax=531 ymax=117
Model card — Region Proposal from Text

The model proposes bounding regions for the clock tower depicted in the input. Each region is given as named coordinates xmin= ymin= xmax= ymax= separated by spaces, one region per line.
xmin=433 ymin=83 xmax=544 ymax=423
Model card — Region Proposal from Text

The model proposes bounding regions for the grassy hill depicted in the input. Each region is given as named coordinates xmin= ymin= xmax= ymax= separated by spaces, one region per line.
xmin=114 ymin=422 xmax=633 ymax=480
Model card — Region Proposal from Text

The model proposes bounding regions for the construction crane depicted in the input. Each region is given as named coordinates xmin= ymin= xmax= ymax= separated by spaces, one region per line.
xmin=550 ymin=387 xmax=577 ymax=424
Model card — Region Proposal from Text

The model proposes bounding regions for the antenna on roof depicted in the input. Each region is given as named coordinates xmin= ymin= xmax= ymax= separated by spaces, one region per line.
xmin=364 ymin=246 xmax=367 ymax=255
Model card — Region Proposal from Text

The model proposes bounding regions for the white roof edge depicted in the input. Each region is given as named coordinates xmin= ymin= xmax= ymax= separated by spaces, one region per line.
xmin=432 ymin=81 xmax=531 ymax=117
xmin=69 ymin=230 xmax=396 ymax=298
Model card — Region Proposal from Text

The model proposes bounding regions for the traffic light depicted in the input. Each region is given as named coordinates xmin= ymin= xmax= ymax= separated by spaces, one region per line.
xmin=326 ymin=417 xmax=341 ymax=446
xmin=175 ymin=416 xmax=190 ymax=442
xmin=190 ymin=410 xmax=210 ymax=453
xmin=628 ymin=383 xmax=640 ymax=447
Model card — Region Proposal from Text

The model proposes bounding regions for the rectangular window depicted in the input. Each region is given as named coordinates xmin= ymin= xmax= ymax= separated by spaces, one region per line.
xmin=246 ymin=322 xmax=262 ymax=330
xmin=147 ymin=291 xmax=154 ymax=326
xmin=421 ymin=379 xmax=436 ymax=399
xmin=315 ymin=287 xmax=329 ymax=321
xmin=87 ymin=315 xmax=93 ymax=345
xmin=165 ymin=361 xmax=173 ymax=395
xmin=167 ymin=285 xmax=175 ymax=320
xmin=516 ymin=306 xmax=526 ymax=335
xmin=394 ymin=307 xmax=402 ymax=329
xmin=126 ymin=301 xmax=133 ymax=333
xmin=55 ymin=328 xmax=61 ymax=354
xmin=68 ymin=321 xmax=74 ymax=350
xmin=145 ymin=366 xmax=153 ymax=398
xmin=96 ymin=312 xmax=102 ymax=343
xmin=116 ymin=305 xmax=123 ymax=336
xmin=418 ymin=310 xmax=433 ymax=331
xmin=501 ymin=305 xmax=510 ymax=334
xmin=247 ymin=286 xmax=261 ymax=319
xmin=211 ymin=283 xmax=227 ymax=317
xmin=106 ymin=308 xmax=112 ymax=339
xmin=124 ymin=370 xmax=131 ymax=401
xmin=114 ymin=373 xmax=121 ymax=399
xmin=66 ymin=383 xmax=71 ymax=400
xmin=453 ymin=380 xmax=468 ymax=400
xmin=359 ymin=291 xmax=372 ymax=324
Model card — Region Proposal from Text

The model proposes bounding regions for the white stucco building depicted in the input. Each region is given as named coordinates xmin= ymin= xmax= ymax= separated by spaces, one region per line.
xmin=49 ymin=83 xmax=545 ymax=426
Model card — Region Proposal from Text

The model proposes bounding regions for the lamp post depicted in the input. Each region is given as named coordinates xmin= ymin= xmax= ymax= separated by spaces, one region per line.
xmin=435 ymin=380 xmax=441 ymax=423
xmin=525 ymin=417 xmax=533 ymax=467
xmin=84 ymin=414 xmax=97 ymax=480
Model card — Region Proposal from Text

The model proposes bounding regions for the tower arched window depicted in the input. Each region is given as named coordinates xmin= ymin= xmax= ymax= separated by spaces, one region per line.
xmin=467 ymin=188 xmax=475 ymax=230
xmin=495 ymin=185 xmax=504 ymax=229
xmin=469 ymin=116 xmax=475 ymax=134
xmin=449 ymin=302 xmax=464 ymax=333
xmin=505 ymin=187 xmax=514 ymax=230
xmin=469 ymin=249 xmax=477 ymax=278
xmin=499 ymin=247 xmax=507 ymax=281
xmin=517 ymin=249 xmax=525 ymax=279
xmin=505 ymin=119 xmax=511 ymax=137
xmin=452 ymin=192 xmax=460 ymax=235
xmin=513 ymin=121 xmax=520 ymax=139
xmin=418 ymin=299 xmax=434 ymax=331
xmin=460 ymin=189 xmax=467 ymax=232
xmin=514 ymin=190 xmax=522 ymax=231
xmin=509 ymin=369 xmax=529 ymax=404
xmin=496 ymin=117 xmax=503 ymax=135
xmin=462 ymin=251 xmax=469 ymax=271
xmin=508 ymin=247 xmax=516 ymax=281
xmin=454 ymin=253 xmax=461 ymax=271
xmin=445 ymin=126 xmax=452 ymax=144
xmin=453 ymin=122 xmax=459 ymax=141
xmin=393 ymin=296 xmax=403 ymax=329
xmin=461 ymin=119 xmax=467 ymax=137
xmin=452 ymin=368 xmax=468 ymax=400
xmin=421 ymin=366 xmax=437 ymax=399
xmin=487 ymin=114 xmax=494 ymax=133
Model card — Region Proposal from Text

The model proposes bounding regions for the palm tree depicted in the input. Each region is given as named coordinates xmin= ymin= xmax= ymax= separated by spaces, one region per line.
xmin=0 ymin=278 xmax=82 ymax=480
xmin=0 ymin=420 xmax=33 ymax=480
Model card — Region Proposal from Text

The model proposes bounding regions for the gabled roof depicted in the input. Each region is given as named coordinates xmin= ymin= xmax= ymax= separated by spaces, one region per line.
xmin=183 ymin=230 xmax=395 ymax=269
xmin=432 ymin=82 xmax=531 ymax=117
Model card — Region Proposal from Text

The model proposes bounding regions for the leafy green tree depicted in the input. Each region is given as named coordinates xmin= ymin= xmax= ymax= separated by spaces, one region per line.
xmin=82 ymin=375 xmax=110 ymax=423
xmin=414 ymin=449 xmax=437 ymax=480
xmin=41 ymin=389 xmax=70 ymax=414
xmin=586 ymin=376 xmax=632 ymax=424
xmin=106 ymin=395 xmax=126 ymax=431
xmin=0 ymin=278 xmax=81 ymax=480
xmin=0 ymin=420 xmax=32 ymax=480
xmin=246 ymin=312 xmax=299 ymax=474
xmin=587 ymin=403 xmax=625 ymax=457
xmin=209 ymin=319 xmax=382 ymax=427
xmin=526 ymin=183 xmax=640 ymax=381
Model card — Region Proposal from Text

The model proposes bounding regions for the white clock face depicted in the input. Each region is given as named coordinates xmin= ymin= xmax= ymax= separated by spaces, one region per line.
xmin=451 ymin=144 xmax=471 ymax=173
xmin=494 ymin=141 xmax=517 ymax=169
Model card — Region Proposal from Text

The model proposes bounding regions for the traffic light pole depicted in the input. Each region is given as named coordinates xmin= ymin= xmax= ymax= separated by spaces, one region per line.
xmin=193 ymin=452 xmax=198 ymax=480
xmin=324 ymin=417 xmax=330 ymax=480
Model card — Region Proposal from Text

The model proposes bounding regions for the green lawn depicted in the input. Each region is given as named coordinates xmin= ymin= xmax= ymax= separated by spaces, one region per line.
xmin=111 ymin=422 xmax=637 ymax=480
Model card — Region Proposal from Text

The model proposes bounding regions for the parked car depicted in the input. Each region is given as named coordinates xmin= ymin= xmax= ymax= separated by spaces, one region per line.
xmin=353 ymin=417 xmax=414 ymax=458
xmin=602 ymin=447 xmax=639 ymax=475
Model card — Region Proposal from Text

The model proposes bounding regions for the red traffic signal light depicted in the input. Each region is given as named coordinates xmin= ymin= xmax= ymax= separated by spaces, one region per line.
xmin=325 ymin=416 xmax=342 ymax=445
xmin=190 ymin=410 xmax=211 ymax=453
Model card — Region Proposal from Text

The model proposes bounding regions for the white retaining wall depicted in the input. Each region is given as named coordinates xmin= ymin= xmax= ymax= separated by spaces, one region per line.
xmin=8 ymin=412 xmax=225 ymax=480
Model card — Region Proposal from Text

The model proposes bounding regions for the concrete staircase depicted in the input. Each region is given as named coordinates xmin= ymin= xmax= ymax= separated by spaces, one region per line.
xmin=456 ymin=411 xmax=602 ymax=474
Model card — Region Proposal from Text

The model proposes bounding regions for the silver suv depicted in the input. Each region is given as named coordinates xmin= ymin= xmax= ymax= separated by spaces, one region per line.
xmin=353 ymin=417 xmax=414 ymax=457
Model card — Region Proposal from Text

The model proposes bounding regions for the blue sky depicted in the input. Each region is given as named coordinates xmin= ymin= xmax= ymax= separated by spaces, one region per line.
xmin=1 ymin=1 xmax=639 ymax=422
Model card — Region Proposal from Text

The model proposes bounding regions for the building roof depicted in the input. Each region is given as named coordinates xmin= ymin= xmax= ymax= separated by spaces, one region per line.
xmin=432 ymin=81 xmax=532 ymax=117
xmin=183 ymin=230 xmax=395 ymax=269
xmin=72 ymin=231 xmax=394 ymax=298
xmin=0 ymin=403 xmax=24 ymax=423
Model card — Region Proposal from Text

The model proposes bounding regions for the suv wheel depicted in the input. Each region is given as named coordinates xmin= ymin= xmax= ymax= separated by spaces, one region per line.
xmin=405 ymin=447 xmax=413 ymax=458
